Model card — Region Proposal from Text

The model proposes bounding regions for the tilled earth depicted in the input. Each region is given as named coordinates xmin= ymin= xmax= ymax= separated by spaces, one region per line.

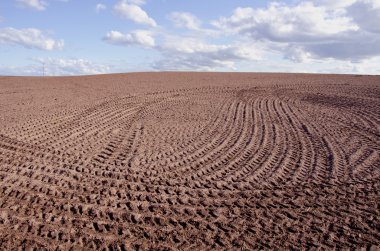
xmin=0 ymin=73 xmax=379 ymax=250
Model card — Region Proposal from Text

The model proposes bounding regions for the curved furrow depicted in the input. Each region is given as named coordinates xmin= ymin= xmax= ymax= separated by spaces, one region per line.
xmin=235 ymin=101 xmax=279 ymax=185
xmin=3 ymin=98 xmax=141 ymax=161
xmin=341 ymin=110 xmax=380 ymax=141
xmin=319 ymin=123 xmax=367 ymax=184
xmin=244 ymin=98 xmax=288 ymax=188
xmin=12 ymin=99 xmax=122 ymax=144
xmin=237 ymin=98 xmax=277 ymax=186
xmin=352 ymin=150 xmax=380 ymax=182
xmin=221 ymin=97 xmax=269 ymax=188
xmin=257 ymin=97 xmax=320 ymax=188
xmin=193 ymin=96 xmax=259 ymax=187
xmin=233 ymin=97 xmax=270 ymax=187
xmin=352 ymin=110 xmax=380 ymax=135
xmin=81 ymin=92 xmax=210 ymax=173
xmin=130 ymin=95 xmax=232 ymax=169
xmin=363 ymin=109 xmax=380 ymax=126
xmin=81 ymin=95 xmax=179 ymax=169
xmin=118 ymin=91 xmax=225 ymax=161
xmin=256 ymin=98 xmax=309 ymax=187
xmin=138 ymin=99 xmax=240 ymax=180
xmin=283 ymin=99 xmax=341 ymax=185
xmin=328 ymin=112 xmax=380 ymax=147
xmin=161 ymin=100 xmax=246 ymax=181
xmin=184 ymin=96 xmax=256 ymax=187
xmin=50 ymin=107 xmax=140 ymax=158
xmin=292 ymin=98 xmax=354 ymax=184
xmin=259 ymin=98 xmax=305 ymax=187
xmin=42 ymin=100 xmax=139 ymax=140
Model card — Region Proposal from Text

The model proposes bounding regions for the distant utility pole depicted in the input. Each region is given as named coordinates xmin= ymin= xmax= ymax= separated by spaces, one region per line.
xmin=42 ymin=62 xmax=45 ymax=76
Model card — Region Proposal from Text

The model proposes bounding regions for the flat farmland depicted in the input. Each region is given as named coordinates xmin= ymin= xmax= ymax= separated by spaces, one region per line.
xmin=0 ymin=72 xmax=379 ymax=250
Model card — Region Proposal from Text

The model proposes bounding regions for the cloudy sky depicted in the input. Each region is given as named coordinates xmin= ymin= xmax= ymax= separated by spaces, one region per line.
xmin=0 ymin=0 xmax=379 ymax=75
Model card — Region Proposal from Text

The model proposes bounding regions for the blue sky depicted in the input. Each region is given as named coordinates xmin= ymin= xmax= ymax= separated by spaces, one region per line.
xmin=0 ymin=0 xmax=379 ymax=75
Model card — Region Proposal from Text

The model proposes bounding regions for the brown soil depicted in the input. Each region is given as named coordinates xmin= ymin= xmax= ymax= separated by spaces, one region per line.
xmin=0 ymin=72 xmax=379 ymax=250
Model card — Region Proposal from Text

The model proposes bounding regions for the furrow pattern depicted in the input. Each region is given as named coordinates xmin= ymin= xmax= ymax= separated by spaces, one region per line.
xmin=0 ymin=73 xmax=379 ymax=250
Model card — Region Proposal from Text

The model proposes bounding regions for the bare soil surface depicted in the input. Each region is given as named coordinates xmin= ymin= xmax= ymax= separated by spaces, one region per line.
xmin=0 ymin=72 xmax=379 ymax=250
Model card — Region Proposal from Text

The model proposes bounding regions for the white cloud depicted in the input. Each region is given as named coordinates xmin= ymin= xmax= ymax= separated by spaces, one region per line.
xmin=284 ymin=46 xmax=313 ymax=63
xmin=213 ymin=2 xmax=358 ymax=42
xmin=0 ymin=58 xmax=111 ymax=76
xmin=113 ymin=0 xmax=156 ymax=27
xmin=95 ymin=3 xmax=106 ymax=13
xmin=36 ymin=58 xmax=111 ymax=75
xmin=102 ymin=28 xmax=264 ymax=71
xmin=300 ymin=56 xmax=380 ymax=75
xmin=103 ymin=30 xmax=155 ymax=47
xmin=152 ymin=37 xmax=263 ymax=71
xmin=212 ymin=1 xmax=380 ymax=62
xmin=169 ymin=12 xmax=201 ymax=30
xmin=0 ymin=27 xmax=64 ymax=51
xmin=168 ymin=12 xmax=219 ymax=36
xmin=15 ymin=0 xmax=47 ymax=11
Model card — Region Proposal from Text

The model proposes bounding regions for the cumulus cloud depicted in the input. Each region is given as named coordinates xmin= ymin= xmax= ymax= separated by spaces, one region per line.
xmin=93 ymin=0 xmax=380 ymax=73
xmin=169 ymin=12 xmax=202 ymax=30
xmin=213 ymin=2 xmax=358 ymax=42
xmin=102 ymin=28 xmax=264 ymax=70
xmin=103 ymin=30 xmax=155 ymax=47
xmin=15 ymin=0 xmax=47 ymax=11
xmin=168 ymin=11 xmax=219 ymax=37
xmin=113 ymin=0 xmax=156 ymax=27
xmin=95 ymin=3 xmax=106 ymax=13
xmin=284 ymin=46 xmax=313 ymax=63
xmin=152 ymin=37 xmax=263 ymax=71
xmin=0 ymin=27 xmax=64 ymax=51
xmin=212 ymin=1 xmax=380 ymax=62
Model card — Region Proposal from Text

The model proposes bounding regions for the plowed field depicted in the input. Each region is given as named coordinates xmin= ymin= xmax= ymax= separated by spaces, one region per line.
xmin=0 ymin=73 xmax=379 ymax=250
